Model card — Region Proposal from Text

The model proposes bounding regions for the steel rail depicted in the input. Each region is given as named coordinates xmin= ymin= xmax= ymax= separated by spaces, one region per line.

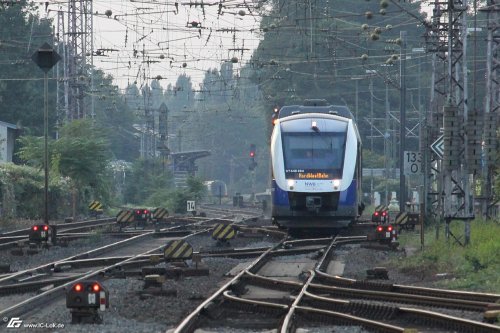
xmin=223 ymin=290 xmax=289 ymax=310
xmin=279 ymin=235 xmax=342 ymax=333
xmin=314 ymin=272 xmax=500 ymax=304
xmin=302 ymin=290 xmax=500 ymax=333
xmin=221 ymin=236 xmax=406 ymax=333
xmin=173 ymin=235 xmax=368 ymax=333
xmin=0 ymin=220 xmax=215 ymax=284
xmin=173 ymin=238 xmax=288 ymax=333
xmin=0 ymin=231 xmax=154 ymax=285
xmin=0 ymin=218 xmax=115 ymax=237
xmin=199 ymin=204 xmax=263 ymax=217
xmin=0 ymin=218 xmax=117 ymax=251
xmin=294 ymin=306 xmax=406 ymax=333
xmin=0 ymin=275 xmax=89 ymax=295
xmin=307 ymin=282 xmax=495 ymax=312
xmin=222 ymin=287 xmax=407 ymax=333
xmin=0 ymin=228 xmax=209 ymax=319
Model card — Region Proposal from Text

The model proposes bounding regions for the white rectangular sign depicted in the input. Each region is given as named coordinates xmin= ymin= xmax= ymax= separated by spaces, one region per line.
xmin=404 ymin=151 xmax=422 ymax=175
xmin=186 ymin=200 xmax=196 ymax=212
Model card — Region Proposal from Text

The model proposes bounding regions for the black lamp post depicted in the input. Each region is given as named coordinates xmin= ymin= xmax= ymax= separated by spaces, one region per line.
xmin=31 ymin=43 xmax=60 ymax=224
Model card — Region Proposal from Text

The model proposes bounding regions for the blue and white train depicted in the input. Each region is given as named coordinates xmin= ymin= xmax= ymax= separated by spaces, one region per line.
xmin=270 ymin=100 xmax=364 ymax=230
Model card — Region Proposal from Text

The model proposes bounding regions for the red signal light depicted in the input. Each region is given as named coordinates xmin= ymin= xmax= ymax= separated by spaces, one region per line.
xmin=376 ymin=226 xmax=383 ymax=232
xmin=250 ymin=151 xmax=255 ymax=158
xmin=143 ymin=209 xmax=149 ymax=214
xmin=387 ymin=225 xmax=393 ymax=232
xmin=382 ymin=211 xmax=387 ymax=216
xmin=33 ymin=226 xmax=38 ymax=231
xmin=74 ymin=283 xmax=83 ymax=292
xmin=43 ymin=225 xmax=49 ymax=231
xmin=136 ymin=210 xmax=141 ymax=214
xmin=374 ymin=211 xmax=379 ymax=216
xmin=92 ymin=283 xmax=101 ymax=292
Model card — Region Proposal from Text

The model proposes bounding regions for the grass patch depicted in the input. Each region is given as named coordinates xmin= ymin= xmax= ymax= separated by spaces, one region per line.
xmin=394 ymin=219 xmax=500 ymax=293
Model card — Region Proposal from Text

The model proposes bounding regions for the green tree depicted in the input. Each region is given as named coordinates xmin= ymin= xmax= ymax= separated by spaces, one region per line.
xmin=123 ymin=158 xmax=173 ymax=205
xmin=0 ymin=2 xmax=54 ymax=135
xmin=17 ymin=119 xmax=112 ymax=218
xmin=92 ymin=70 xmax=140 ymax=161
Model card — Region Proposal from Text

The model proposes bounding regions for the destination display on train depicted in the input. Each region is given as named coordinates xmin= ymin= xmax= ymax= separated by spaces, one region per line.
xmin=285 ymin=169 xmax=331 ymax=179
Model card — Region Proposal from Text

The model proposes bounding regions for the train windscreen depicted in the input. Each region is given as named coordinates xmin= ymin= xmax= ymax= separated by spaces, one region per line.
xmin=282 ymin=132 xmax=346 ymax=180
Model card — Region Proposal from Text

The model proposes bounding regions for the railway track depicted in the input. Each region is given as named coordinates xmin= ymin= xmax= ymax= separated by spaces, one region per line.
xmin=200 ymin=204 xmax=263 ymax=218
xmin=174 ymin=236 xmax=500 ymax=333
xmin=0 ymin=217 xmax=116 ymax=250
xmin=3 ymin=208 xmax=498 ymax=332
xmin=0 ymin=212 xmax=265 ymax=321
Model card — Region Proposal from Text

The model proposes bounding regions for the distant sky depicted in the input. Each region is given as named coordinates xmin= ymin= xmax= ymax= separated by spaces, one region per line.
xmin=43 ymin=0 xmax=263 ymax=90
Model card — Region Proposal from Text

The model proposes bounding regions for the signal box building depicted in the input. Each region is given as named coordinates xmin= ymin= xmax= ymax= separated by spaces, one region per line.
xmin=0 ymin=120 xmax=17 ymax=163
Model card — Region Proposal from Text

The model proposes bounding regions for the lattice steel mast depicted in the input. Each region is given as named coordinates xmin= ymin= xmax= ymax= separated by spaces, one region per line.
xmin=65 ymin=0 xmax=94 ymax=121
xmin=479 ymin=1 xmax=500 ymax=217
xmin=426 ymin=0 xmax=473 ymax=244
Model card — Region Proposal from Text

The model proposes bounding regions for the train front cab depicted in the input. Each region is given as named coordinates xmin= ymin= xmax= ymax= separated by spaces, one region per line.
xmin=270 ymin=115 xmax=362 ymax=229
xmin=271 ymin=180 xmax=359 ymax=229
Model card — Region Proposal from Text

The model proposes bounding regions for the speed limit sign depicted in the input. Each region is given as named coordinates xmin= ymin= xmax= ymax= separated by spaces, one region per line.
xmin=404 ymin=151 xmax=422 ymax=175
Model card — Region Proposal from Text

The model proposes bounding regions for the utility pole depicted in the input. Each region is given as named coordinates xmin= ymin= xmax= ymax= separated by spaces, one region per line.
xmin=55 ymin=9 xmax=67 ymax=137
xmin=399 ymin=31 xmax=407 ymax=211
xmin=370 ymin=73 xmax=374 ymax=206
xmin=355 ymin=79 xmax=359 ymax=123
xmin=158 ymin=103 xmax=170 ymax=170
xmin=479 ymin=1 xmax=500 ymax=218
xmin=413 ymin=47 xmax=427 ymax=215
xmin=67 ymin=0 xmax=93 ymax=120
xmin=55 ymin=1 xmax=93 ymax=122
xmin=385 ymin=82 xmax=390 ymax=206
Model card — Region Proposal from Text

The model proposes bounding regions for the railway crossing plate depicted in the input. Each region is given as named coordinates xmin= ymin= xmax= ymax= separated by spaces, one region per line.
xmin=164 ymin=240 xmax=193 ymax=260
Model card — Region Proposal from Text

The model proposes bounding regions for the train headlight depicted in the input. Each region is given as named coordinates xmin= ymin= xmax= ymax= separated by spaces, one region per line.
xmin=287 ymin=179 xmax=295 ymax=190
xmin=332 ymin=179 xmax=341 ymax=190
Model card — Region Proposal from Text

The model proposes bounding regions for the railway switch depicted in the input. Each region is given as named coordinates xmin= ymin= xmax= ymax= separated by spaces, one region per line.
xmin=66 ymin=280 xmax=109 ymax=324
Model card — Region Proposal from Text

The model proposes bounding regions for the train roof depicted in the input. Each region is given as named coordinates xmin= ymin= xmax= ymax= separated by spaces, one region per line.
xmin=278 ymin=100 xmax=354 ymax=120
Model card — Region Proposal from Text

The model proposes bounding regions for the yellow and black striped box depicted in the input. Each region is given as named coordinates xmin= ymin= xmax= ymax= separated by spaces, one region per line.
xmin=89 ymin=200 xmax=103 ymax=212
xmin=164 ymin=239 xmax=193 ymax=261
xmin=152 ymin=207 xmax=169 ymax=221
xmin=212 ymin=223 xmax=236 ymax=241
xmin=116 ymin=209 xmax=134 ymax=223
xmin=395 ymin=211 xmax=408 ymax=225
